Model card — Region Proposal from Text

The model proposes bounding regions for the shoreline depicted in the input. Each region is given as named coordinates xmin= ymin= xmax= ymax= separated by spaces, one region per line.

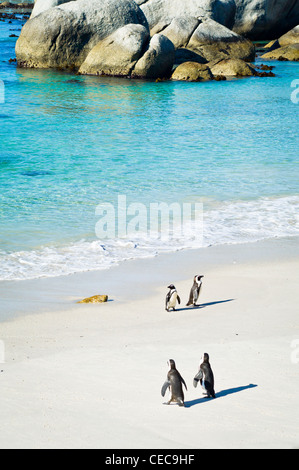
xmin=1 ymin=235 xmax=298 ymax=321
xmin=0 ymin=235 xmax=298 ymax=448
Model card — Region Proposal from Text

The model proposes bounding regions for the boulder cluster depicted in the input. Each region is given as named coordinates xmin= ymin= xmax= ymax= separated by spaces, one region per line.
xmin=15 ymin=0 xmax=299 ymax=81
xmin=261 ymin=26 xmax=299 ymax=62
xmin=0 ymin=1 xmax=33 ymax=8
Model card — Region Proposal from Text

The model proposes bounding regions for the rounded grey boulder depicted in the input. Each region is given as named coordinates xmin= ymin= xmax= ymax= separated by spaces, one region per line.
xmin=131 ymin=33 xmax=175 ymax=79
xmin=232 ymin=0 xmax=299 ymax=39
xmin=16 ymin=0 xmax=148 ymax=70
xmin=78 ymin=24 xmax=150 ymax=77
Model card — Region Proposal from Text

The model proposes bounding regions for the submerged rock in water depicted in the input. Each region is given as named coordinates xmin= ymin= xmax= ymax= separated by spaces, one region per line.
xmin=77 ymin=295 xmax=108 ymax=304
xmin=171 ymin=61 xmax=213 ymax=81
xmin=209 ymin=58 xmax=256 ymax=76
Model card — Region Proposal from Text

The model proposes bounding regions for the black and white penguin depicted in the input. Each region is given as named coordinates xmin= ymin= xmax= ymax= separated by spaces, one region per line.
xmin=186 ymin=275 xmax=204 ymax=307
xmin=193 ymin=353 xmax=215 ymax=398
xmin=165 ymin=284 xmax=181 ymax=312
xmin=161 ymin=359 xmax=187 ymax=406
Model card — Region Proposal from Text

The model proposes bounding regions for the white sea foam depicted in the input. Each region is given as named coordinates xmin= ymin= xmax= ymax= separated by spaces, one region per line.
xmin=0 ymin=195 xmax=298 ymax=281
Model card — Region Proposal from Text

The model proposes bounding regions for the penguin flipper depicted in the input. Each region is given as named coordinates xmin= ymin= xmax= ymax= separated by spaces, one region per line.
xmin=197 ymin=284 xmax=202 ymax=298
xmin=177 ymin=295 xmax=181 ymax=305
xmin=186 ymin=289 xmax=193 ymax=306
xmin=193 ymin=370 xmax=203 ymax=388
xmin=161 ymin=380 xmax=170 ymax=397
xmin=165 ymin=293 xmax=171 ymax=310
xmin=179 ymin=375 xmax=187 ymax=391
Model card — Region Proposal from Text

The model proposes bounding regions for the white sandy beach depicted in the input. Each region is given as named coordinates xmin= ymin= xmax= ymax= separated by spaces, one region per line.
xmin=0 ymin=236 xmax=298 ymax=449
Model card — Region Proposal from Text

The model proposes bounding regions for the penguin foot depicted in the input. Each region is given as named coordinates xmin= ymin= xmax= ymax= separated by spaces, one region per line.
xmin=204 ymin=393 xmax=215 ymax=399
xmin=176 ymin=398 xmax=185 ymax=406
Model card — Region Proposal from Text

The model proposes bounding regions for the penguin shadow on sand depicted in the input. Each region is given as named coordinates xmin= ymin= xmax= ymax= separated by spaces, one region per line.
xmin=185 ymin=355 xmax=258 ymax=408
xmin=185 ymin=383 xmax=258 ymax=408
xmin=177 ymin=298 xmax=235 ymax=312
xmin=165 ymin=276 xmax=235 ymax=313
xmin=161 ymin=356 xmax=258 ymax=408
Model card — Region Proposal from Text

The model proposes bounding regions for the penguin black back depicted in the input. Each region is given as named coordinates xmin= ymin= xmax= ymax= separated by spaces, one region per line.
xmin=161 ymin=359 xmax=187 ymax=406
xmin=193 ymin=353 xmax=215 ymax=398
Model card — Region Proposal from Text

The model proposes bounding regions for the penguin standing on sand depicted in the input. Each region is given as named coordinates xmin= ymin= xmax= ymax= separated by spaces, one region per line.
xmin=186 ymin=275 xmax=204 ymax=307
xmin=165 ymin=284 xmax=181 ymax=312
xmin=193 ymin=353 xmax=215 ymax=398
xmin=161 ymin=359 xmax=187 ymax=406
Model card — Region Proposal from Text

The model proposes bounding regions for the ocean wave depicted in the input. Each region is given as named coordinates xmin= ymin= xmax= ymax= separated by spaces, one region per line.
xmin=0 ymin=195 xmax=298 ymax=281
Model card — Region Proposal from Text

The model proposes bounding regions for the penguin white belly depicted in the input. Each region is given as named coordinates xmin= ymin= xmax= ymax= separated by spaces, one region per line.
xmin=168 ymin=292 xmax=177 ymax=308
xmin=194 ymin=282 xmax=202 ymax=303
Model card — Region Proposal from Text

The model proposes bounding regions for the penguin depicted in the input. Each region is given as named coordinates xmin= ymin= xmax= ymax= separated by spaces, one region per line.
xmin=186 ymin=275 xmax=204 ymax=307
xmin=193 ymin=353 xmax=215 ymax=398
xmin=165 ymin=284 xmax=181 ymax=312
xmin=161 ymin=359 xmax=187 ymax=406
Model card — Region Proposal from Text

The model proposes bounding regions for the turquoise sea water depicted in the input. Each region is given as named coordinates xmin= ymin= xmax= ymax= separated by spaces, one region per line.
xmin=0 ymin=13 xmax=298 ymax=280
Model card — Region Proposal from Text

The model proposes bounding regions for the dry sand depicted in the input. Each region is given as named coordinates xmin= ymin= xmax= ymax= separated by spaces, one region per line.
xmin=0 ymin=236 xmax=298 ymax=449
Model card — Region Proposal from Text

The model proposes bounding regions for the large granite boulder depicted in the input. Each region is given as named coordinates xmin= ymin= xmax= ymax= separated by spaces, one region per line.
xmin=209 ymin=58 xmax=256 ymax=75
xmin=33 ymin=0 xmax=299 ymax=42
xmin=232 ymin=0 xmax=299 ymax=40
xmin=79 ymin=27 xmax=175 ymax=79
xmin=139 ymin=14 xmax=255 ymax=64
xmin=16 ymin=0 xmax=148 ymax=69
xmin=278 ymin=25 xmax=299 ymax=46
xmin=138 ymin=0 xmax=299 ymax=40
xmin=137 ymin=0 xmax=237 ymax=32
xmin=136 ymin=1 xmax=253 ymax=63
xmin=187 ymin=18 xmax=255 ymax=62
xmin=131 ymin=33 xmax=175 ymax=78
xmin=79 ymin=24 xmax=150 ymax=77
xmin=160 ymin=16 xmax=201 ymax=49
xmin=31 ymin=0 xmax=72 ymax=18
xmin=261 ymin=43 xmax=299 ymax=61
